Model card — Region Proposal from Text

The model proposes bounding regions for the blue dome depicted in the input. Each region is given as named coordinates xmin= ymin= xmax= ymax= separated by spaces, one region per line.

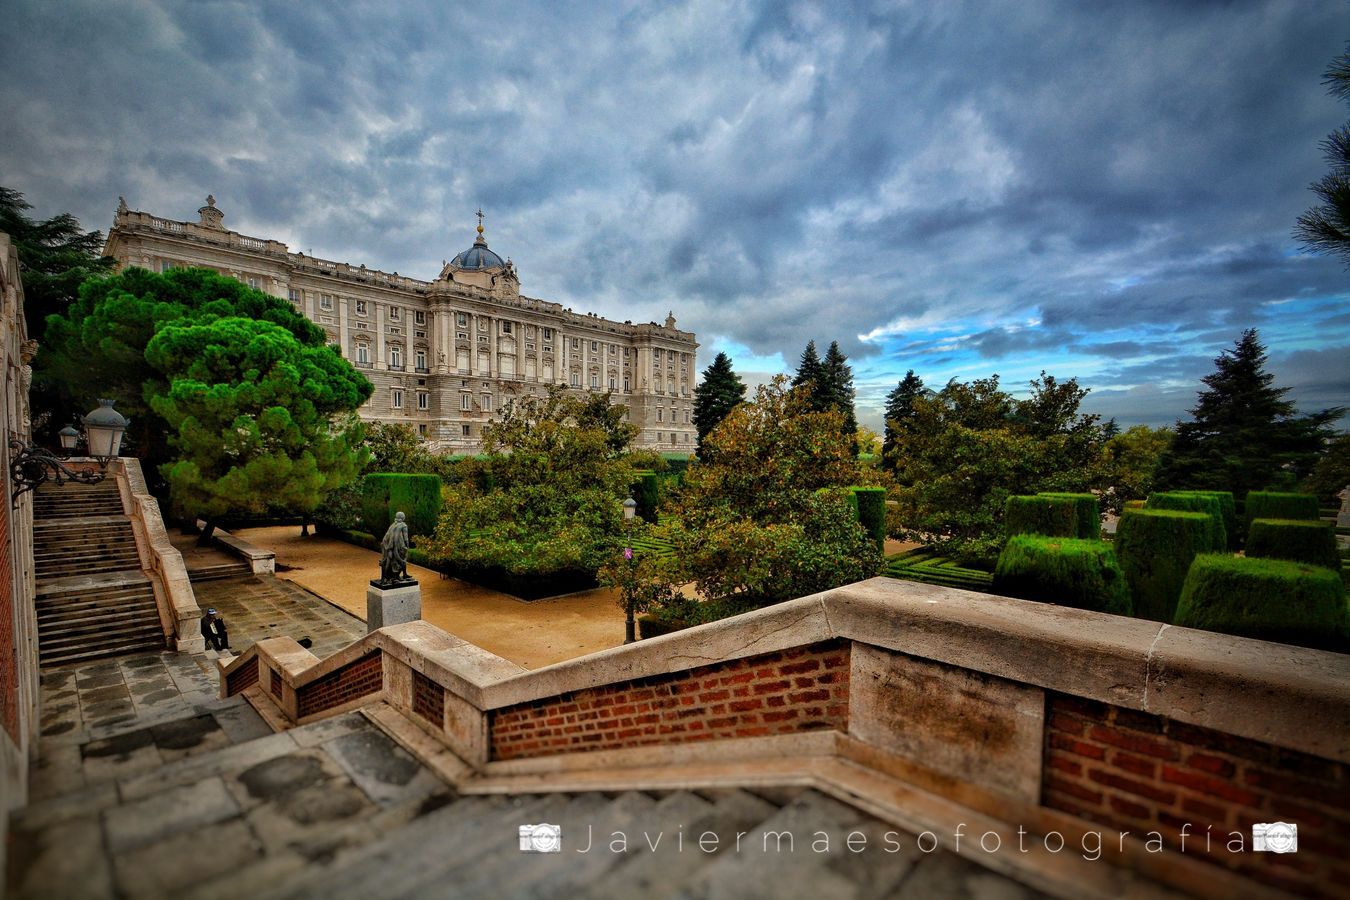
xmin=451 ymin=237 xmax=506 ymax=270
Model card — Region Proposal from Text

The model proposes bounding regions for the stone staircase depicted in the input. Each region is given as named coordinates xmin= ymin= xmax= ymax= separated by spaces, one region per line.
xmin=187 ymin=560 xmax=254 ymax=583
xmin=6 ymin=703 xmax=1048 ymax=899
xmin=32 ymin=482 xmax=166 ymax=667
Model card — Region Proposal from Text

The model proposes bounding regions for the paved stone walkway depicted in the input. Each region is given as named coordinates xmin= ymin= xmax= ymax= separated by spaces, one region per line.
xmin=191 ymin=575 xmax=365 ymax=659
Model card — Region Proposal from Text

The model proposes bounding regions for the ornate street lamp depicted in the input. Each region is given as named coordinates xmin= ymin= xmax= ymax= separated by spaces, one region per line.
xmin=57 ymin=424 xmax=80 ymax=455
xmin=82 ymin=399 xmax=130 ymax=464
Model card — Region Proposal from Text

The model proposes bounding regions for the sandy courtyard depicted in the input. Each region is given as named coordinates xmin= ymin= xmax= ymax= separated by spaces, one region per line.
xmin=236 ymin=526 xmax=627 ymax=670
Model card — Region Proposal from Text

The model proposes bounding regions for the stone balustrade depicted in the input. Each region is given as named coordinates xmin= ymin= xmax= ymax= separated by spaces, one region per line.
xmin=220 ymin=576 xmax=1350 ymax=898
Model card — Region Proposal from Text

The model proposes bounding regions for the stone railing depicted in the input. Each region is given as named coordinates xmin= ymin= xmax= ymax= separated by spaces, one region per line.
xmin=220 ymin=577 xmax=1349 ymax=898
xmin=115 ymin=458 xmax=202 ymax=652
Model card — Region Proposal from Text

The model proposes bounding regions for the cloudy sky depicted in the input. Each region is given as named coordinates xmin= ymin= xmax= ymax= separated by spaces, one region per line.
xmin=2 ymin=0 xmax=1347 ymax=430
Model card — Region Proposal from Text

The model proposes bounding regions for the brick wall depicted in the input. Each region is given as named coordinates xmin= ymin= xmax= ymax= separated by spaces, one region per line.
xmin=1044 ymin=694 xmax=1350 ymax=897
xmin=225 ymin=655 xmax=258 ymax=694
xmin=412 ymin=669 xmax=445 ymax=728
xmin=490 ymin=640 xmax=849 ymax=761
xmin=297 ymin=652 xmax=382 ymax=718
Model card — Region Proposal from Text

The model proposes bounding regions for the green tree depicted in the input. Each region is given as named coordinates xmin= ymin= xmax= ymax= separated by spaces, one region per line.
xmin=1094 ymin=425 xmax=1175 ymax=512
xmin=889 ymin=373 xmax=1108 ymax=564
xmin=791 ymin=340 xmax=825 ymax=399
xmin=820 ymin=341 xmax=858 ymax=450
xmin=1156 ymin=330 xmax=1343 ymax=497
xmin=1304 ymin=432 xmax=1350 ymax=503
xmin=692 ymin=351 xmax=746 ymax=454
xmin=145 ymin=316 xmax=372 ymax=540
xmin=882 ymin=370 xmax=925 ymax=469
xmin=1295 ymin=43 xmax=1350 ymax=265
xmin=424 ymin=387 xmax=637 ymax=577
xmin=0 ymin=186 xmax=114 ymax=345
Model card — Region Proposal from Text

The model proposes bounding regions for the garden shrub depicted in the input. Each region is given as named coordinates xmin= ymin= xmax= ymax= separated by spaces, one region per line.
xmin=1116 ymin=509 xmax=1220 ymax=622
xmin=1037 ymin=492 xmax=1101 ymax=539
xmin=1246 ymin=518 xmax=1341 ymax=571
xmin=849 ymin=486 xmax=887 ymax=554
xmin=993 ymin=535 xmax=1131 ymax=615
xmin=1175 ymin=554 xmax=1348 ymax=651
xmin=1169 ymin=491 xmax=1237 ymax=549
xmin=1146 ymin=492 xmax=1227 ymax=552
xmin=1245 ymin=491 xmax=1320 ymax=529
xmin=1005 ymin=495 xmax=1079 ymax=538
xmin=631 ymin=470 xmax=660 ymax=522
xmin=362 ymin=473 xmax=442 ymax=538
xmin=1124 ymin=500 xmax=1146 ymax=510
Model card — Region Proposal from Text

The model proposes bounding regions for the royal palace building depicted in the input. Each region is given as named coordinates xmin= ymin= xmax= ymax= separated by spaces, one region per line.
xmin=104 ymin=196 xmax=698 ymax=453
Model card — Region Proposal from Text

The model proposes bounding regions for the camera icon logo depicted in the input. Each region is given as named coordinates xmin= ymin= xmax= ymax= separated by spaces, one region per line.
xmin=519 ymin=823 xmax=562 ymax=853
xmin=1252 ymin=822 xmax=1298 ymax=853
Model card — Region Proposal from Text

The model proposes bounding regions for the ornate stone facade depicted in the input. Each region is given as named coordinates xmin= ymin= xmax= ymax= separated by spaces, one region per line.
xmin=104 ymin=198 xmax=698 ymax=453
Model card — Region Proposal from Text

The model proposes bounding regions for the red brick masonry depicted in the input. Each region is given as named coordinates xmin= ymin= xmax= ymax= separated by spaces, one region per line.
xmin=491 ymin=640 xmax=850 ymax=761
xmin=225 ymin=655 xmax=259 ymax=695
xmin=1044 ymin=694 xmax=1350 ymax=897
xmin=412 ymin=669 xmax=445 ymax=727
xmin=296 ymin=652 xmax=382 ymax=719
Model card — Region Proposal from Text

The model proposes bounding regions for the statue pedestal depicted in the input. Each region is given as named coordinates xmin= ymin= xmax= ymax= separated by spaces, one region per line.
xmin=366 ymin=580 xmax=421 ymax=633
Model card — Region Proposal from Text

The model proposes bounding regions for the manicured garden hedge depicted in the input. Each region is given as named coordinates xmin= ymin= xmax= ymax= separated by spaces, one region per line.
xmin=1005 ymin=495 xmax=1080 ymax=538
xmin=1246 ymin=518 xmax=1341 ymax=571
xmin=849 ymin=486 xmax=887 ymax=554
xmin=1115 ymin=508 xmax=1221 ymax=622
xmin=993 ymin=535 xmax=1131 ymax=615
xmin=1175 ymin=554 xmax=1348 ymax=651
xmin=1245 ymin=491 xmax=1320 ymax=529
xmin=1146 ymin=492 xmax=1228 ymax=552
xmin=1040 ymin=493 xmax=1101 ymax=539
xmin=361 ymin=473 xmax=443 ymax=538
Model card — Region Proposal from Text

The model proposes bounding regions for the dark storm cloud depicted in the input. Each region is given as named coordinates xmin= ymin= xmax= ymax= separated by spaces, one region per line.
xmin=1 ymin=0 xmax=1346 ymax=426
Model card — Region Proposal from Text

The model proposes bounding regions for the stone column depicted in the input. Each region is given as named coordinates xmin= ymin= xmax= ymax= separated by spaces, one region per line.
xmin=436 ymin=304 xmax=450 ymax=374
xmin=375 ymin=304 xmax=387 ymax=371
xmin=337 ymin=294 xmax=350 ymax=360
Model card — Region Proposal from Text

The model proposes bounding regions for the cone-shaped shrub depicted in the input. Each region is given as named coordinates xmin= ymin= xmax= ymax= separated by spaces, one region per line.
xmin=630 ymin=470 xmax=660 ymax=523
xmin=1116 ymin=509 xmax=1219 ymax=622
xmin=1147 ymin=492 xmax=1227 ymax=552
xmin=1176 ymin=554 xmax=1348 ymax=651
xmin=994 ymin=535 xmax=1131 ymax=615
xmin=362 ymin=473 xmax=442 ymax=538
xmin=1037 ymin=493 xmax=1101 ymax=539
xmin=849 ymin=486 xmax=887 ymax=554
xmin=1246 ymin=518 xmax=1341 ymax=571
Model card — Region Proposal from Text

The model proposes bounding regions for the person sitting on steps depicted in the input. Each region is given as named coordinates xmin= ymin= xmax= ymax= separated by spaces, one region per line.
xmin=200 ymin=607 xmax=230 ymax=652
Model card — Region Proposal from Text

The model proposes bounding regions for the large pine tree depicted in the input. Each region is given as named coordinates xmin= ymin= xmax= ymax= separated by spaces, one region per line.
xmin=792 ymin=340 xmax=824 ymax=400
xmin=1156 ymin=329 xmax=1341 ymax=496
xmin=882 ymin=370 xmax=924 ymax=469
xmin=1295 ymin=43 xmax=1350 ymax=266
xmin=820 ymin=341 xmax=858 ymax=447
xmin=692 ymin=351 xmax=746 ymax=453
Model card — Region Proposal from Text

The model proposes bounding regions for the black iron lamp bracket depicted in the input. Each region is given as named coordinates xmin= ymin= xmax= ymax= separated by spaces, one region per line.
xmin=8 ymin=438 xmax=106 ymax=508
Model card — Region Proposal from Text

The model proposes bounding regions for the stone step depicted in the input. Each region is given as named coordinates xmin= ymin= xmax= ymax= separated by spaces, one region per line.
xmin=33 ymin=539 xmax=139 ymax=555
xmin=37 ymin=600 xmax=159 ymax=633
xmin=34 ymin=513 xmax=131 ymax=530
xmin=39 ymin=631 xmax=167 ymax=668
xmin=34 ymin=503 xmax=125 ymax=519
xmin=188 ymin=563 xmax=253 ymax=582
xmin=40 ymin=618 xmax=164 ymax=653
xmin=34 ymin=557 xmax=143 ymax=579
xmin=37 ymin=592 xmax=157 ymax=623
xmin=36 ymin=571 xmax=151 ymax=597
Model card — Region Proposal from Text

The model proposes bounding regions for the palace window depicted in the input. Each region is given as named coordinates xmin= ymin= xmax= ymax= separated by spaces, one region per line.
xmin=415 ymin=350 xmax=427 ymax=371
xmin=392 ymin=389 xmax=404 ymax=409
xmin=590 ymin=374 xmax=599 ymax=388
xmin=684 ymin=409 xmax=690 ymax=424
xmin=457 ymin=312 xmax=468 ymax=327
xmin=288 ymin=288 xmax=301 ymax=303
xmin=247 ymin=276 xmax=258 ymax=290
xmin=590 ymin=340 xmax=598 ymax=351
xmin=418 ymin=424 xmax=427 ymax=436
xmin=543 ymin=328 xmax=553 ymax=340
xmin=502 ymin=321 xmax=512 ymax=335
xmin=461 ymin=424 xmax=471 ymax=437
xmin=457 ymin=332 xmax=468 ymax=340
xmin=417 ymin=392 xmax=429 ymax=410
xmin=390 ymin=346 xmax=403 ymax=369
xmin=355 ymin=299 xmax=367 ymax=315
xmin=657 ymin=409 xmax=664 ymax=422
xmin=320 ymin=294 xmax=333 ymax=310
xmin=609 ymin=377 xmax=617 ymax=391
xmin=623 ymin=377 xmax=630 ymax=393
xmin=460 ymin=393 xmax=471 ymax=411
xmin=389 ymin=306 xmax=400 ymax=321
xmin=571 ymin=373 xmax=581 ymax=387
xmin=415 ymin=310 xmax=426 ymax=325
xmin=356 ymin=344 xmax=370 ymax=364
xmin=572 ymin=338 xmax=580 ymax=349
xmin=481 ymin=393 xmax=492 ymax=411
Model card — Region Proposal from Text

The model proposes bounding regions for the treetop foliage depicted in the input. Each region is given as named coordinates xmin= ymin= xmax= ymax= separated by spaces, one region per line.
xmin=1295 ymin=42 xmax=1350 ymax=266
xmin=692 ymin=351 xmax=746 ymax=453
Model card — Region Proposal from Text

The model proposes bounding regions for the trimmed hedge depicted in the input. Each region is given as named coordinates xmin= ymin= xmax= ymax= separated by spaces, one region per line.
xmin=1146 ymin=492 xmax=1227 ymax=552
xmin=1246 ymin=518 xmax=1341 ymax=571
xmin=362 ymin=473 xmax=442 ymax=538
xmin=1171 ymin=491 xmax=1237 ymax=549
xmin=1039 ymin=493 xmax=1101 ymax=539
xmin=1175 ymin=554 xmax=1348 ymax=651
xmin=1116 ymin=509 xmax=1220 ymax=623
xmin=1005 ymin=495 xmax=1079 ymax=538
xmin=1245 ymin=491 xmax=1320 ymax=529
xmin=849 ymin=486 xmax=888 ymax=554
xmin=631 ymin=470 xmax=660 ymax=523
xmin=1124 ymin=500 xmax=1146 ymax=510
xmin=993 ymin=535 xmax=1131 ymax=615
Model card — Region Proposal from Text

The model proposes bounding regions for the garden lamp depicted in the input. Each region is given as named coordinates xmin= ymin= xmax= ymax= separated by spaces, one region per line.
xmin=82 ymin=399 xmax=130 ymax=464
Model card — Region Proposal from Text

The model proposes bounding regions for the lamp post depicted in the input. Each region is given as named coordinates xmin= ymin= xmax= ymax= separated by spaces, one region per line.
xmin=57 ymin=425 xmax=80 ymax=455
xmin=622 ymin=492 xmax=638 ymax=644
xmin=82 ymin=399 xmax=130 ymax=464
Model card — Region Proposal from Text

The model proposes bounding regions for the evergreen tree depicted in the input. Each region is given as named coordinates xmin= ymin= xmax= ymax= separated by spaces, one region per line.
xmin=1156 ymin=329 xmax=1343 ymax=496
xmin=792 ymin=340 xmax=825 ymax=404
xmin=1295 ymin=43 xmax=1350 ymax=266
xmin=882 ymin=370 xmax=924 ymax=469
xmin=0 ymin=187 xmax=114 ymax=343
xmin=692 ymin=351 xmax=746 ymax=453
xmin=820 ymin=341 xmax=857 ymax=449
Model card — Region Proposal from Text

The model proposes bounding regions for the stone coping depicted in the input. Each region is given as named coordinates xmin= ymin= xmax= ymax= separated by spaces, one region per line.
xmin=223 ymin=577 xmax=1350 ymax=763
xmin=205 ymin=525 xmax=276 ymax=573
